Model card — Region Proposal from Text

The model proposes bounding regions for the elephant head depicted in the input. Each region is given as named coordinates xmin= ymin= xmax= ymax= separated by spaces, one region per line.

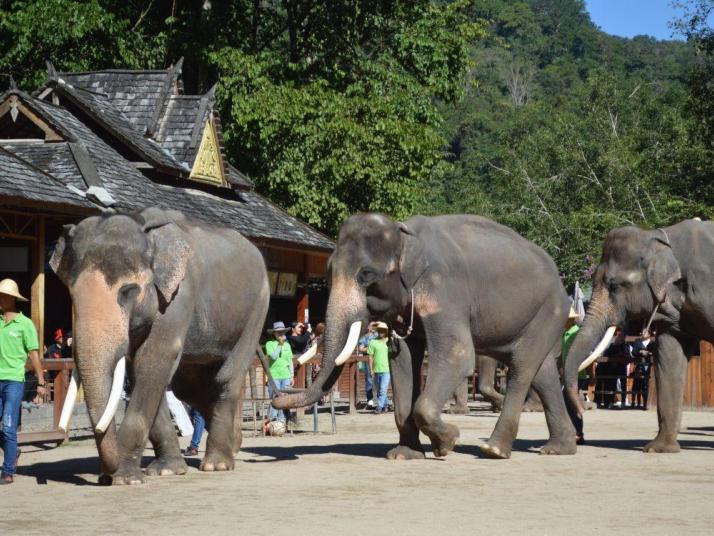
xmin=564 ymin=225 xmax=682 ymax=412
xmin=50 ymin=208 xmax=191 ymax=474
xmin=272 ymin=213 xmax=428 ymax=409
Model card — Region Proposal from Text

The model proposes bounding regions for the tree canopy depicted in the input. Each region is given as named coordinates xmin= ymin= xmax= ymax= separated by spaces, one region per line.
xmin=0 ymin=0 xmax=712 ymax=285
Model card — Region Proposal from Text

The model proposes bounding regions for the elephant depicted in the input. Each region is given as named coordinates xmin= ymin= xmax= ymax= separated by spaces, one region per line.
xmin=273 ymin=213 xmax=576 ymax=459
xmin=564 ymin=219 xmax=714 ymax=453
xmin=50 ymin=208 xmax=270 ymax=484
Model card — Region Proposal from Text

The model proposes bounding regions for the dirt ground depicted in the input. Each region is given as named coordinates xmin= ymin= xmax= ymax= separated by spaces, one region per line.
xmin=5 ymin=403 xmax=714 ymax=536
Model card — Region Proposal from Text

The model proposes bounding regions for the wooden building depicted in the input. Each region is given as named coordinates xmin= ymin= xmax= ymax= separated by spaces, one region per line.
xmin=0 ymin=60 xmax=333 ymax=350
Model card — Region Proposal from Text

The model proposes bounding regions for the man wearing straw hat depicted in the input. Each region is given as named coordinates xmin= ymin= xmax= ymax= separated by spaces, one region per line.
xmin=0 ymin=278 xmax=45 ymax=484
xmin=265 ymin=321 xmax=294 ymax=426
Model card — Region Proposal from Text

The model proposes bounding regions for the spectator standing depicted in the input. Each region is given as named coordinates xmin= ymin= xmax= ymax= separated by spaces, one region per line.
xmin=286 ymin=321 xmax=311 ymax=355
xmin=184 ymin=407 xmax=206 ymax=456
xmin=0 ymin=279 xmax=46 ymax=484
xmin=630 ymin=329 xmax=655 ymax=409
xmin=44 ymin=329 xmax=65 ymax=359
xmin=265 ymin=321 xmax=294 ymax=424
xmin=61 ymin=331 xmax=73 ymax=359
xmin=368 ymin=322 xmax=391 ymax=414
xmin=358 ymin=322 xmax=378 ymax=408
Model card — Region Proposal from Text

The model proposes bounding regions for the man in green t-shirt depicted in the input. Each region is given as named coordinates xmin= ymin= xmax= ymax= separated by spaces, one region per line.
xmin=367 ymin=322 xmax=391 ymax=413
xmin=265 ymin=321 xmax=294 ymax=424
xmin=0 ymin=279 xmax=46 ymax=484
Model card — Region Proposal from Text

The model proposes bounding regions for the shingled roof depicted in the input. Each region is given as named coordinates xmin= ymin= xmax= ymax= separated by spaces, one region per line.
xmin=0 ymin=146 xmax=92 ymax=212
xmin=51 ymin=61 xmax=252 ymax=189
xmin=55 ymin=60 xmax=181 ymax=134
xmin=0 ymin=84 xmax=333 ymax=252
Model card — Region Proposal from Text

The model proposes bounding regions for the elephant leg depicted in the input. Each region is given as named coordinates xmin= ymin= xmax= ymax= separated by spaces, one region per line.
xmin=413 ymin=326 xmax=473 ymax=457
xmin=644 ymin=332 xmax=687 ymax=453
xmin=522 ymin=388 xmax=544 ymax=412
xmin=449 ymin=379 xmax=469 ymax=414
xmin=477 ymin=354 xmax=504 ymax=411
xmin=203 ymin=301 xmax=267 ymax=471
xmin=113 ymin=347 xmax=183 ymax=485
xmin=481 ymin=310 xmax=561 ymax=459
xmin=386 ymin=337 xmax=426 ymax=460
xmin=530 ymin=353 xmax=576 ymax=455
xmin=145 ymin=396 xmax=189 ymax=477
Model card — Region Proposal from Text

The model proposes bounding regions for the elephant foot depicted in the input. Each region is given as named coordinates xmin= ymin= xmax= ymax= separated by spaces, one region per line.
xmin=386 ymin=445 xmax=426 ymax=460
xmin=643 ymin=438 xmax=680 ymax=453
xmin=146 ymin=456 xmax=188 ymax=477
xmin=429 ymin=423 xmax=459 ymax=457
xmin=111 ymin=467 xmax=146 ymax=486
xmin=201 ymin=449 xmax=235 ymax=472
xmin=539 ymin=437 xmax=577 ymax=455
xmin=522 ymin=399 xmax=544 ymax=413
xmin=448 ymin=404 xmax=469 ymax=415
xmin=480 ymin=441 xmax=511 ymax=459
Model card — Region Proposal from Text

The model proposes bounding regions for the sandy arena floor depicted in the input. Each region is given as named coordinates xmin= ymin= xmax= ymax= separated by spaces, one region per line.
xmin=4 ymin=404 xmax=714 ymax=535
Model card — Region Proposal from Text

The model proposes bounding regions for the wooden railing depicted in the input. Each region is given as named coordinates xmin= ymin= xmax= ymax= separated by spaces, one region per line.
xmin=19 ymin=358 xmax=75 ymax=445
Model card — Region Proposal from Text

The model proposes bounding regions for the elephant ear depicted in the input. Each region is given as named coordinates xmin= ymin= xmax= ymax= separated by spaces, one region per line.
xmin=49 ymin=224 xmax=76 ymax=283
xmin=397 ymin=222 xmax=429 ymax=290
xmin=646 ymin=237 xmax=681 ymax=304
xmin=142 ymin=211 xmax=192 ymax=304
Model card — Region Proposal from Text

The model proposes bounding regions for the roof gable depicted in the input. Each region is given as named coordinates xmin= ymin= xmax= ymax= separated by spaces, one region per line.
xmin=0 ymin=93 xmax=64 ymax=141
xmin=189 ymin=116 xmax=227 ymax=187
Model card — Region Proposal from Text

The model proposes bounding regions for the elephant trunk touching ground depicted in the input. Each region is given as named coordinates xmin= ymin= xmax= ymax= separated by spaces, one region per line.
xmin=69 ymin=269 xmax=135 ymax=474
xmin=564 ymin=286 xmax=618 ymax=414
xmin=273 ymin=274 xmax=365 ymax=409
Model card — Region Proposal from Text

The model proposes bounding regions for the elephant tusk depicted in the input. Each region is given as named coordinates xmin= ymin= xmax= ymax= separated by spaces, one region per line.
xmin=334 ymin=321 xmax=362 ymax=366
xmin=578 ymin=326 xmax=617 ymax=372
xmin=95 ymin=357 xmax=126 ymax=433
xmin=297 ymin=343 xmax=318 ymax=365
xmin=58 ymin=368 xmax=80 ymax=433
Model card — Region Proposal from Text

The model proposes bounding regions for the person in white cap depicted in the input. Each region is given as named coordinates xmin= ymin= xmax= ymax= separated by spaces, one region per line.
xmin=0 ymin=278 xmax=45 ymax=484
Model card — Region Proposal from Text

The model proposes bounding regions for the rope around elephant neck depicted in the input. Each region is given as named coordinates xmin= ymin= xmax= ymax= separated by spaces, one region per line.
xmin=641 ymin=228 xmax=670 ymax=335
xmin=391 ymin=288 xmax=415 ymax=340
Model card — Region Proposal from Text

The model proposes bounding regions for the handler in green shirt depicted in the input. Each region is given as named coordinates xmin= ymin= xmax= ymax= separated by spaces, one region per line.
xmin=367 ymin=322 xmax=391 ymax=413
xmin=0 ymin=279 xmax=46 ymax=484
xmin=265 ymin=321 xmax=294 ymax=423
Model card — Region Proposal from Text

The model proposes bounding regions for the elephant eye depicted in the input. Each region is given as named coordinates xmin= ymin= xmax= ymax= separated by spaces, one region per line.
xmin=118 ymin=283 xmax=141 ymax=307
xmin=357 ymin=266 xmax=382 ymax=287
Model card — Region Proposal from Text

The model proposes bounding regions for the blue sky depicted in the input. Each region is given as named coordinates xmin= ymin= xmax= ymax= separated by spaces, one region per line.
xmin=585 ymin=0 xmax=685 ymax=40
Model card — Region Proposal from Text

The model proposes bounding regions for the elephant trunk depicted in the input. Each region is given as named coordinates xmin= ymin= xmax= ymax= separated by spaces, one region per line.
xmin=74 ymin=325 xmax=127 ymax=476
xmin=564 ymin=286 xmax=617 ymax=415
xmin=272 ymin=276 xmax=365 ymax=409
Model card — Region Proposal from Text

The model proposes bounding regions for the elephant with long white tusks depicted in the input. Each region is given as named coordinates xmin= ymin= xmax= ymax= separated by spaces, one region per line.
xmin=564 ymin=219 xmax=714 ymax=453
xmin=273 ymin=213 xmax=576 ymax=460
xmin=51 ymin=208 xmax=273 ymax=485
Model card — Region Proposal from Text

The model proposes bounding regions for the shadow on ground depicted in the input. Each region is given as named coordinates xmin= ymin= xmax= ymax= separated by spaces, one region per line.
xmin=17 ymin=455 xmax=203 ymax=486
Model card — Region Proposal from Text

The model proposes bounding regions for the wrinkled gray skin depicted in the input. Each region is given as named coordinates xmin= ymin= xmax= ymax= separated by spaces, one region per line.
xmin=274 ymin=214 xmax=575 ymax=459
xmin=51 ymin=208 xmax=269 ymax=484
xmin=449 ymin=355 xmax=542 ymax=414
xmin=565 ymin=219 xmax=714 ymax=453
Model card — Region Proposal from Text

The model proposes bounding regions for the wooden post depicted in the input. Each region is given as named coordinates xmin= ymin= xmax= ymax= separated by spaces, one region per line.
xmin=349 ymin=359 xmax=357 ymax=414
xmin=53 ymin=368 xmax=67 ymax=430
xmin=31 ymin=215 xmax=45 ymax=347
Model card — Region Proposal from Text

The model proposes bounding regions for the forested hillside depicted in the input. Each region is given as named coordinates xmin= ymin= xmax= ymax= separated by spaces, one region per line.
xmin=432 ymin=0 xmax=712 ymax=284
xmin=0 ymin=0 xmax=712 ymax=284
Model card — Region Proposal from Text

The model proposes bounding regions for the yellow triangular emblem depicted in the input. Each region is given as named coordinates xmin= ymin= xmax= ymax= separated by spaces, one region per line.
xmin=190 ymin=117 xmax=226 ymax=186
